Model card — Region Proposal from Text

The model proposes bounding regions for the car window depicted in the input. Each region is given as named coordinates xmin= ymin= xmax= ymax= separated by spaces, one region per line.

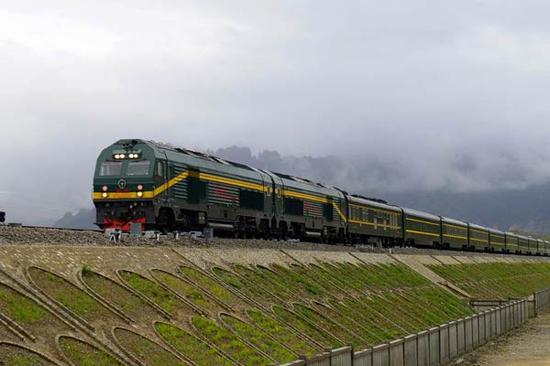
xmin=99 ymin=162 xmax=122 ymax=176
xmin=127 ymin=160 xmax=151 ymax=176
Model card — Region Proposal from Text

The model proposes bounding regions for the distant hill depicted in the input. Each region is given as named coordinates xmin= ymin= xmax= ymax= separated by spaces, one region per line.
xmin=54 ymin=208 xmax=97 ymax=230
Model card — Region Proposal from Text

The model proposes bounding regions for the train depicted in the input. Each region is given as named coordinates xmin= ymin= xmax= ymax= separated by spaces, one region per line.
xmin=92 ymin=139 xmax=548 ymax=255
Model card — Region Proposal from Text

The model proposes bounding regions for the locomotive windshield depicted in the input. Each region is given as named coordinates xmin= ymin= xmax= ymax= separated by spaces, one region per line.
xmin=126 ymin=160 xmax=151 ymax=176
xmin=99 ymin=161 xmax=122 ymax=176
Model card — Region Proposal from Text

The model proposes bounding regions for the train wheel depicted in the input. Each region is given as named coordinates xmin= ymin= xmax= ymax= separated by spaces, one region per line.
xmin=157 ymin=208 xmax=175 ymax=234
xmin=279 ymin=222 xmax=288 ymax=241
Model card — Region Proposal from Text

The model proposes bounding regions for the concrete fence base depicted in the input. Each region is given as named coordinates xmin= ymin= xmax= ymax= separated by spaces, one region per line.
xmin=286 ymin=297 xmax=537 ymax=366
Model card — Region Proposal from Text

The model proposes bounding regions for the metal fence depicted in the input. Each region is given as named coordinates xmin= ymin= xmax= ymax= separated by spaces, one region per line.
xmin=534 ymin=288 xmax=550 ymax=315
xmin=281 ymin=299 xmax=530 ymax=366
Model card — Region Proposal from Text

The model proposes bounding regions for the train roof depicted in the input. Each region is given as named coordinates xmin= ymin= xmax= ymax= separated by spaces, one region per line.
xmin=346 ymin=195 xmax=402 ymax=212
xmin=468 ymin=223 xmax=489 ymax=231
xmin=488 ymin=228 xmax=505 ymax=235
xmin=517 ymin=234 xmax=529 ymax=240
xmin=505 ymin=232 xmax=519 ymax=237
xmin=265 ymin=170 xmax=344 ymax=197
xmin=402 ymin=207 xmax=440 ymax=221
xmin=440 ymin=216 xmax=467 ymax=226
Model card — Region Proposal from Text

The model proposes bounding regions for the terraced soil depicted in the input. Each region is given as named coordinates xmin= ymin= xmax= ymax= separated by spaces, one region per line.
xmin=1 ymin=242 xmax=550 ymax=366
xmin=58 ymin=336 xmax=125 ymax=366
xmin=0 ymin=343 xmax=57 ymax=366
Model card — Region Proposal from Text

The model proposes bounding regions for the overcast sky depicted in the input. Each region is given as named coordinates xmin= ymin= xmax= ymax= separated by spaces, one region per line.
xmin=2 ymin=1 xmax=550 ymax=224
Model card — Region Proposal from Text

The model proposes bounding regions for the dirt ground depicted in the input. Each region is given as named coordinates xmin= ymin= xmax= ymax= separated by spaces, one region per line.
xmin=459 ymin=311 xmax=550 ymax=366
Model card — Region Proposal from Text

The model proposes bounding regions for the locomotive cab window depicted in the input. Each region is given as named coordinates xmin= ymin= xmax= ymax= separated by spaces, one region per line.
xmin=99 ymin=161 xmax=122 ymax=176
xmin=127 ymin=160 xmax=151 ymax=176
xmin=156 ymin=161 xmax=165 ymax=178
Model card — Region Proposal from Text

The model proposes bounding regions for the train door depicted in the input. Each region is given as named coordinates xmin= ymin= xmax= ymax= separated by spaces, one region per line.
xmin=154 ymin=156 xmax=168 ymax=203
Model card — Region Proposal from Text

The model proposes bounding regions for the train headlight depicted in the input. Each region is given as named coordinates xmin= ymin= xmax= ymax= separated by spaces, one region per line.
xmin=137 ymin=191 xmax=143 ymax=197
xmin=114 ymin=154 xmax=120 ymax=159
xmin=129 ymin=153 xmax=134 ymax=158
xmin=119 ymin=153 xmax=126 ymax=159
xmin=102 ymin=192 xmax=108 ymax=198
xmin=137 ymin=184 xmax=143 ymax=191
xmin=102 ymin=185 xmax=108 ymax=192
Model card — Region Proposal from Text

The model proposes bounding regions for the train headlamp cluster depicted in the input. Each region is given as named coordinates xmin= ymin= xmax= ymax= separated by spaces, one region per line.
xmin=97 ymin=184 xmax=146 ymax=199
xmin=113 ymin=153 xmax=140 ymax=159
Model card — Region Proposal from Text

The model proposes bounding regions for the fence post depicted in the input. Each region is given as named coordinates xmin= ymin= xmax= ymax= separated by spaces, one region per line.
xmin=389 ymin=339 xmax=404 ymax=366
xmin=456 ymin=318 xmax=465 ymax=355
xmin=439 ymin=324 xmax=450 ymax=364
xmin=448 ymin=320 xmax=458 ymax=360
xmin=464 ymin=316 xmax=473 ymax=352
xmin=403 ymin=334 xmax=417 ymax=366
xmin=372 ymin=343 xmax=390 ymax=366
xmin=428 ymin=327 xmax=439 ymax=366
xmin=534 ymin=291 xmax=538 ymax=317
xmin=416 ymin=330 xmax=429 ymax=366
xmin=353 ymin=347 xmax=372 ymax=366
xmin=330 ymin=346 xmax=353 ymax=366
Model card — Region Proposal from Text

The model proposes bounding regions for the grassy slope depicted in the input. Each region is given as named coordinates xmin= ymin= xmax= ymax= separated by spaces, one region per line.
xmin=18 ymin=256 xmax=550 ymax=366
xmin=429 ymin=262 xmax=550 ymax=299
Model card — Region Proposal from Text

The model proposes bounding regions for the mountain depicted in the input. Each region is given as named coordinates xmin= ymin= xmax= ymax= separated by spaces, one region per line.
xmin=54 ymin=208 xmax=97 ymax=230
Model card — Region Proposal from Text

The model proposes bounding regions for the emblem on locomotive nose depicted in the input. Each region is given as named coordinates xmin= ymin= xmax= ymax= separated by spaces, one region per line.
xmin=118 ymin=179 xmax=127 ymax=189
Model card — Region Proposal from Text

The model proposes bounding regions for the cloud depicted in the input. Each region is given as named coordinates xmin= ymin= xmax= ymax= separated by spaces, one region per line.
xmin=2 ymin=1 xmax=550 ymax=223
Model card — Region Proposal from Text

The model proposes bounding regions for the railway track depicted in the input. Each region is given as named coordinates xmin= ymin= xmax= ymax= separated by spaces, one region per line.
xmin=0 ymin=224 xmax=542 ymax=260
xmin=17 ymin=224 xmax=102 ymax=233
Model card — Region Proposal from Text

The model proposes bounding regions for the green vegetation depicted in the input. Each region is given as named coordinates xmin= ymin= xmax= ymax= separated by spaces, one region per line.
xmin=0 ymin=346 xmax=54 ymax=366
xmin=179 ymin=266 xmax=241 ymax=307
xmin=6 ymin=354 xmax=41 ymax=366
xmin=292 ymin=303 xmax=364 ymax=347
xmin=272 ymin=304 xmax=341 ymax=348
xmin=220 ymin=313 xmax=297 ymax=363
xmin=119 ymin=270 xmax=183 ymax=314
xmin=246 ymin=308 xmax=319 ymax=357
xmin=153 ymin=270 xmax=224 ymax=314
xmin=212 ymin=261 xmax=475 ymax=351
xmin=155 ymin=322 xmax=233 ymax=366
xmin=192 ymin=316 xmax=272 ymax=366
xmin=114 ymin=327 xmax=187 ymax=366
xmin=0 ymin=284 xmax=48 ymax=324
xmin=212 ymin=266 xmax=280 ymax=305
xmin=19 ymin=258 xmax=527 ymax=366
xmin=81 ymin=265 xmax=93 ymax=277
xmin=81 ymin=269 xmax=155 ymax=319
xmin=59 ymin=336 xmax=124 ymax=366
xmin=28 ymin=267 xmax=105 ymax=321
xmin=429 ymin=262 xmax=550 ymax=299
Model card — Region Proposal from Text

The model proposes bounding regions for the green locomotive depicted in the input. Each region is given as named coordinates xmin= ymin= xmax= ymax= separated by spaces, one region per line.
xmin=92 ymin=139 xmax=550 ymax=255
xmin=93 ymin=139 xmax=346 ymax=240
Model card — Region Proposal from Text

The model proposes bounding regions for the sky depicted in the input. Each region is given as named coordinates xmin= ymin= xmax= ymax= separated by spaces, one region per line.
xmin=2 ymin=1 xmax=550 ymax=224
